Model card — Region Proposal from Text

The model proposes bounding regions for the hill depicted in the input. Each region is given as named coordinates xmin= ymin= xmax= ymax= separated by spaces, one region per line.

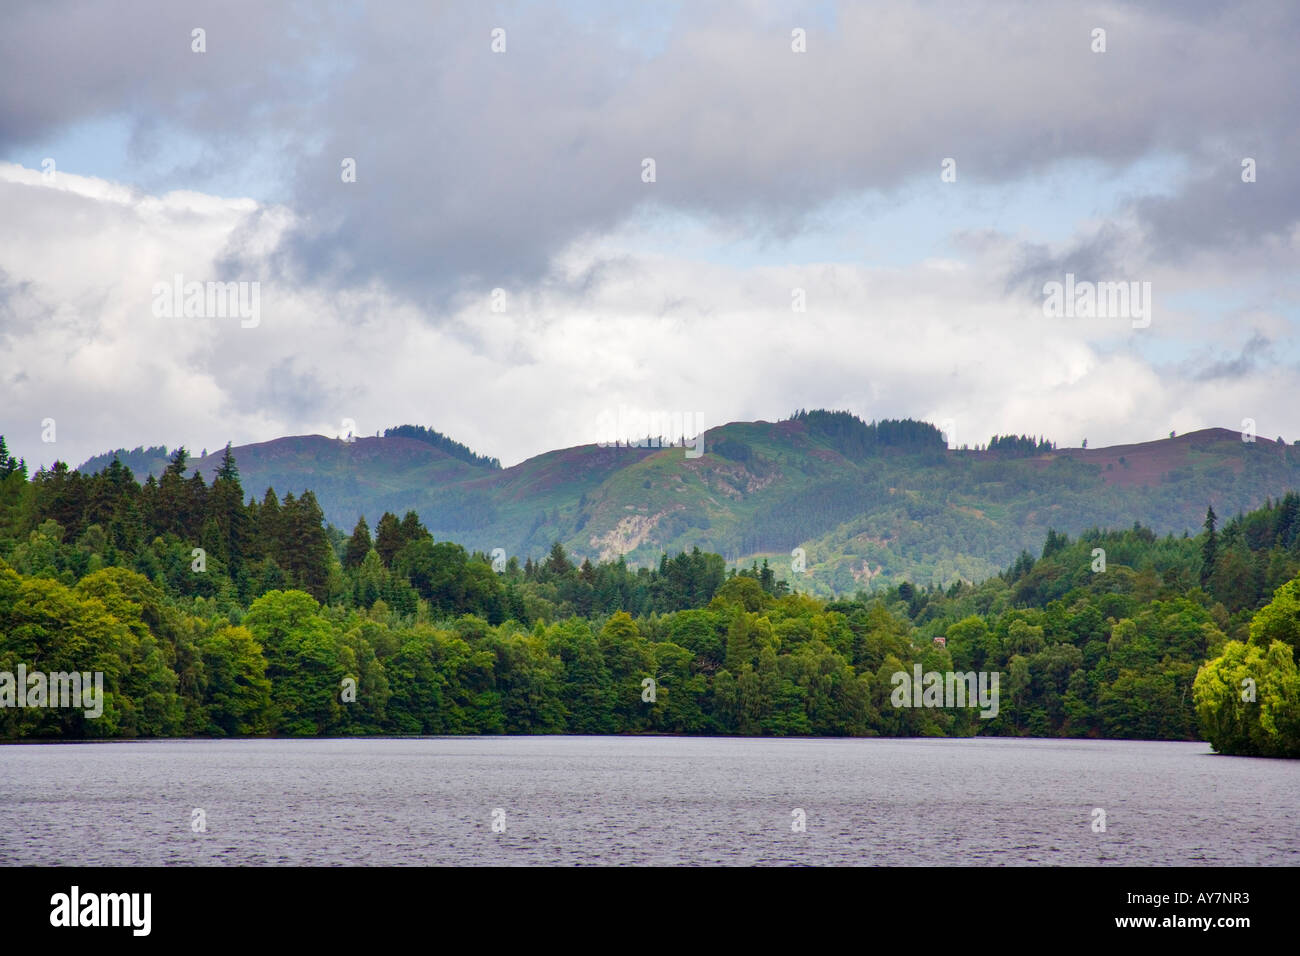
xmin=8 ymin=441 xmax=1300 ymax=752
xmin=74 ymin=415 xmax=1300 ymax=594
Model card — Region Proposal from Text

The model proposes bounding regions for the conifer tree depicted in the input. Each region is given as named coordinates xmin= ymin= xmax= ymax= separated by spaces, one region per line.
xmin=208 ymin=443 xmax=248 ymax=575
xmin=283 ymin=491 xmax=331 ymax=602
xmin=398 ymin=510 xmax=429 ymax=545
xmin=215 ymin=443 xmax=240 ymax=483
xmin=165 ymin=446 xmax=189 ymax=478
xmin=374 ymin=512 xmax=404 ymax=567
xmin=0 ymin=436 xmax=25 ymax=479
xmin=344 ymin=516 xmax=372 ymax=570
xmin=1201 ymin=506 xmax=1219 ymax=587
xmin=255 ymin=489 xmax=282 ymax=563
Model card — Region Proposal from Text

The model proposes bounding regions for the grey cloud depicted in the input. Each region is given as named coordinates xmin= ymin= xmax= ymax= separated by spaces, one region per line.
xmin=5 ymin=1 xmax=1299 ymax=305
xmin=248 ymin=358 xmax=348 ymax=424
xmin=1000 ymin=225 xmax=1132 ymax=300
xmin=1192 ymin=332 xmax=1271 ymax=382
xmin=1133 ymin=134 xmax=1300 ymax=266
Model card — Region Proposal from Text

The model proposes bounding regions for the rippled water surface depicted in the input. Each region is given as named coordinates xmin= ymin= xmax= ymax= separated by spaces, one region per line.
xmin=2 ymin=736 xmax=1296 ymax=865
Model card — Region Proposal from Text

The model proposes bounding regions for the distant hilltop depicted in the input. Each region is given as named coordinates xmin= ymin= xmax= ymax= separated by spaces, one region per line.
xmin=72 ymin=414 xmax=1300 ymax=595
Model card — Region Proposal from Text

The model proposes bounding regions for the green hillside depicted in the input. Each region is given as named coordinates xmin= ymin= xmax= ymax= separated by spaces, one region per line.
xmin=75 ymin=413 xmax=1300 ymax=595
xmin=7 ymin=431 xmax=1300 ymax=754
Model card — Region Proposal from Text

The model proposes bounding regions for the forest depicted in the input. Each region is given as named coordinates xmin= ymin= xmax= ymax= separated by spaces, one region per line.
xmin=0 ymin=434 xmax=1297 ymax=755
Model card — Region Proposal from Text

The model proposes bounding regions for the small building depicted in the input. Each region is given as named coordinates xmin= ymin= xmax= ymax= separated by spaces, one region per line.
xmin=933 ymin=636 xmax=947 ymax=647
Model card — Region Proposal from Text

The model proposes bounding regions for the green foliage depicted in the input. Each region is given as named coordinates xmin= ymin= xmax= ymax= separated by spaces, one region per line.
xmin=384 ymin=424 xmax=502 ymax=469
xmin=64 ymin=422 xmax=1300 ymax=602
xmin=74 ymin=444 xmax=168 ymax=479
xmin=0 ymin=436 xmax=26 ymax=481
xmin=344 ymin=516 xmax=372 ymax=570
xmin=785 ymin=410 xmax=946 ymax=459
xmin=2 ymin=451 xmax=1298 ymax=753
xmin=1195 ymin=639 xmax=1300 ymax=758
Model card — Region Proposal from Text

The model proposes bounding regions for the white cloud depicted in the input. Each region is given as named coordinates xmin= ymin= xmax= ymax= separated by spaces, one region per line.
xmin=2 ymin=158 xmax=1298 ymax=479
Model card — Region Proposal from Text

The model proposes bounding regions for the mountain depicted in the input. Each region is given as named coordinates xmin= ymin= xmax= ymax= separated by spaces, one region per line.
xmin=77 ymin=415 xmax=1300 ymax=594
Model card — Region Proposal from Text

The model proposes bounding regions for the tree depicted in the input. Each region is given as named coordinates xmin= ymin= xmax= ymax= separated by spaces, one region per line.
xmin=280 ymin=492 xmax=332 ymax=602
xmin=1195 ymin=639 xmax=1300 ymax=757
xmin=165 ymin=446 xmax=189 ymax=478
xmin=1200 ymin=506 xmax=1218 ymax=587
xmin=546 ymin=619 xmax=615 ymax=733
xmin=215 ymin=443 xmax=240 ymax=483
xmin=543 ymin=542 xmax=573 ymax=578
xmin=0 ymin=436 xmax=25 ymax=480
xmin=207 ymin=444 xmax=248 ymax=574
xmin=1247 ymin=575 xmax=1300 ymax=651
xmin=598 ymin=612 xmax=655 ymax=732
xmin=344 ymin=516 xmax=372 ymax=570
xmin=398 ymin=510 xmax=429 ymax=544
xmin=243 ymin=589 xmax=345 ymax=735
xmin=197 ymin=625 xmax=272 ymax=735
xmin=374 ymin=512 xmax=404 ymax=567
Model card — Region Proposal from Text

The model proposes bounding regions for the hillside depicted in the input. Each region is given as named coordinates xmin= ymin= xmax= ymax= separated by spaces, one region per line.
xmin=75 ymin=416 xmax=1300 ymax=594
xmin=9 ymin=441 xmax=1300 ymax=753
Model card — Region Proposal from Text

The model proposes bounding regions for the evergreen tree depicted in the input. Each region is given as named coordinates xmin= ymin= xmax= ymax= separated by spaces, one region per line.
xmin=1201 ymin=506 xmax=1218 ymax=587
xmin=399 ymin=510 xmax=429 ymax=544
xmin=0 ymin=436 xmax=26 ymax=479
xmin=208 ymin=450 xmax=248 ymax=580
xmin=254 ymin=489 xmax=282 ymax=563
xmin=215 ymin=442 xmax=240 ymax=483
xmin=344 ymin=516 xmax=372 ymax=570
xmin=543 ymin=541 xmax=573 ymax=578
xmin=283 ymin=491 xmax=332 ymax=601
xmin=374 ymin=512 xmax=404 ymax=567
xmin=165 ymin=446 xmax=189 ymax=478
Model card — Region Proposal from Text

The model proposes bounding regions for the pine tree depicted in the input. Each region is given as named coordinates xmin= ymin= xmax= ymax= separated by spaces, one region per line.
xmin=398 ymin=510 xmax=429 ymax=545
xmin=0 ymin=435 xmax=26 ymax=479
xmin=155 ymin=447 xmax=195 ymax=538
xmin=355 ymin=548 xmax=388 ymax=607
xmin=1200 ymin=506 xmax=1218 ymax=587
xmin=543 ymin=541 xmax=573 ymax=577
xmin=283 ymin=491 xmax=332 ymax=601
xmin=165 ymin=446 xmax=189 ymax=478
xmin=208 ymin=443 xmax=248 ymax=576
xmin=344 ymin=516 xmax=372 ymax=570
xmin=185 ymin=471 xmax=209 ymax=539
xmin=374 ymin=512 xmax=404 ymax=567
xmin=255 ymin=489 xmax=282 ymax=564
xmin=216 ymin=443 xmax=240 ymax=483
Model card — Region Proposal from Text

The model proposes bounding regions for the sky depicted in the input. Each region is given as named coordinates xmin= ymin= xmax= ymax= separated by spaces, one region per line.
xmin=2 ymin=0 xmax=1298 ymax=472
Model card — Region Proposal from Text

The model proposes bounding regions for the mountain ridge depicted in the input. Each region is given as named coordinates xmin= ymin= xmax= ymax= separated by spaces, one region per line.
xmin=74 ymin=419 xmax=1300 ymax=594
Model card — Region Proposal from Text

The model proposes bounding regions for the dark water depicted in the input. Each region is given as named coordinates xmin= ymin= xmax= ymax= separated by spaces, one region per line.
xmin=1 ymin=736 xmax=1296 ymax=865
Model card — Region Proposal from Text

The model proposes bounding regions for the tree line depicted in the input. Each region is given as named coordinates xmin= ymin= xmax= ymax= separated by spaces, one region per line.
xmin=0 ymin=436 xmax=1297 ymax=753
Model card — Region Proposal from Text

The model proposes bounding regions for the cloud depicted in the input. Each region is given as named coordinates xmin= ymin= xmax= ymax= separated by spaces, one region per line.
xmin=4 ymin=160 xmax=1299 ymax=478
xmin=2 ymin=3 xmax=1299 ymax=479
xmin=1190 ymin=331 xmax=1269 ymax=382
xmin=4 ymin=2 xmax=1299 ymax=302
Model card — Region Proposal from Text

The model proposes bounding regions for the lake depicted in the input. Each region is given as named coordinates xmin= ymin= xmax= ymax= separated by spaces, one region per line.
xmin=1 ymin=736 xmax=1296 ymax=865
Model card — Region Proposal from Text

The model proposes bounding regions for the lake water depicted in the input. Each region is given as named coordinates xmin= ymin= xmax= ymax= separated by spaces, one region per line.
xmin=1 ymin=736 xmax=1296 ymax=866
